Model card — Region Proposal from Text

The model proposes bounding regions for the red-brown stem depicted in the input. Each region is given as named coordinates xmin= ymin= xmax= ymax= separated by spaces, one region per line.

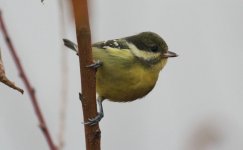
xmin=71 ymin=0 xmax=101 ymax=150
xmin=0 ymin=11 xmax=57 ymax=150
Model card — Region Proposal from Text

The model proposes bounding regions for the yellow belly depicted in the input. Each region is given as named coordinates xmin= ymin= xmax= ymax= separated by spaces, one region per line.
xmin=92 ymin=47 xmax=167 ymax=102
xmin=96 ymin=63 xmax=158 ymax=102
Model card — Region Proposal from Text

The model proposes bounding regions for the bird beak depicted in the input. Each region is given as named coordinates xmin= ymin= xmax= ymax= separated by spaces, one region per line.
xmin=162 ymin=51 xmax=178 ymax=58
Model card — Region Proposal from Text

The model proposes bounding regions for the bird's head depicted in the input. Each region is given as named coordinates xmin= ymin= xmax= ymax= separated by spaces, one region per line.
xmin=126 ymin=32 xmax=177 ymax=66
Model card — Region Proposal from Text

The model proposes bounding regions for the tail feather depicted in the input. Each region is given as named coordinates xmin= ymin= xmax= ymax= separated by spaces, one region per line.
xmin=63 ymin=39 xmax=78 ymax=53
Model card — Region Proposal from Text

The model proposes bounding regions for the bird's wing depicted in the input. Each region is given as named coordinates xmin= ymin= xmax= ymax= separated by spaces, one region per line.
xmin=92 ymin=39 xmax=135 ymax=67
xmin=92 ymin=39 xmax=130 ymax=50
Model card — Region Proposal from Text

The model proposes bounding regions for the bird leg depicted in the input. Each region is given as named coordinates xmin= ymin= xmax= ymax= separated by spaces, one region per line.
xmin=84 ymin=97 xmax=104 ymax=126
xmin=64 ymin=38 xmax=104 ymax=125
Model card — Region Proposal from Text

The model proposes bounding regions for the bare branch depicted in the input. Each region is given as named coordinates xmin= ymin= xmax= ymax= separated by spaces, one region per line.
xmin=0 ymin=48 xmax=24 ymax=93
xmin=0 ymin=10 xmax=58 ymax=150
xmin=71 ymin=0 xmax=101 ymax=149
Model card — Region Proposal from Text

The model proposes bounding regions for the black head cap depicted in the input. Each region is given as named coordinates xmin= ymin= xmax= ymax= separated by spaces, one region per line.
xmin=125 ymin=32 xmax=168 ymax=54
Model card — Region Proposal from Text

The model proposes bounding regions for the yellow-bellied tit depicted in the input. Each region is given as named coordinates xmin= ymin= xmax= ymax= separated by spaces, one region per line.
xmin=63 ymin=32 xmax=177 ymax=125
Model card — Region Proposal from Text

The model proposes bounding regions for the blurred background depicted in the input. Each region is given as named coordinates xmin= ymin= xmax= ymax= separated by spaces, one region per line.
xmin=0 ymin=0 xmax=243 ymax=150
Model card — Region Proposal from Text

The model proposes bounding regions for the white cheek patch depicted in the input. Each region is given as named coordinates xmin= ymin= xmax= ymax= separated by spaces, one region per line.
xmin=127 ymin=43 xmax=161 ymax=61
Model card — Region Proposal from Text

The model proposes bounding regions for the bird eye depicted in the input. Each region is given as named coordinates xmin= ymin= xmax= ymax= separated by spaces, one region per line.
xmin=150 ymin=45 xmax=159 ymax=52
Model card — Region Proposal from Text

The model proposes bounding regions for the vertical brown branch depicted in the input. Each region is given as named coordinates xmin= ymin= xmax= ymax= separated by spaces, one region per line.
xmin=71 ymin=0 xmax=101 ymax=150
xmin=0 ymin=11 xmax=57 ymax=150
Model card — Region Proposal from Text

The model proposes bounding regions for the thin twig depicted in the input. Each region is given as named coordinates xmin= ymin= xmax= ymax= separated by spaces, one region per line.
xmin=57 ymin=0 xmax=69 ymax=149
xmin=0 ymin=10 xmax=58 ymax=150
xmin=71 ymin=0 xmax=101 ymax=150
xmin=0 ymin=47 xmax=24 ymax=93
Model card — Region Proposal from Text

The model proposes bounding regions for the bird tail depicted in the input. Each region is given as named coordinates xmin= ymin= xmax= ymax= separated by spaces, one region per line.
xmin=63 ymin=39 xmax=78 ymax=53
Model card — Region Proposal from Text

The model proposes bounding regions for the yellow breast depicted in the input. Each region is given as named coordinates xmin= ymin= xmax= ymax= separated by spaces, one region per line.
xmin=92 ymin=47 xmax=167 ymax=102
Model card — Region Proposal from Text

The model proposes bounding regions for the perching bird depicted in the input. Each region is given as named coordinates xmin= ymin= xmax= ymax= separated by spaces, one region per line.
xmin=63 ymin=32 xmax=177 ymax=125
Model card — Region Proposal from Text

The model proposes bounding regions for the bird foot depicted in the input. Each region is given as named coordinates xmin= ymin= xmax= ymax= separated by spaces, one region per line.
xmin=86 ymin=60 xmax=103 ymax=69
xmin=83 ymin=112 xmax=104 ymax=126
xmin=83 ymin=98 xmax=104 ymax=126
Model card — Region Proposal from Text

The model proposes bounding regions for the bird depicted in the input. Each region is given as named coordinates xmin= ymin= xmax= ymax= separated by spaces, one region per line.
xmin=63 ymin=31 xmax=177 ymax=125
